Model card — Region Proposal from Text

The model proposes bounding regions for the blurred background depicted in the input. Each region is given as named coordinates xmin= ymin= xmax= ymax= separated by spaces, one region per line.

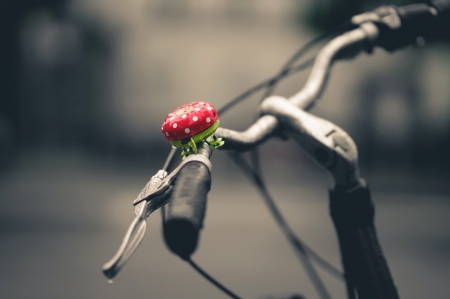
xmin=1 ymin=0 xmax=450 ymax=298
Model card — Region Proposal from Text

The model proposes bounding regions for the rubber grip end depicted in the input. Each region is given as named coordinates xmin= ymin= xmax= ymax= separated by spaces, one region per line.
xmin=163 ymin=218 xmax=199 ymax=260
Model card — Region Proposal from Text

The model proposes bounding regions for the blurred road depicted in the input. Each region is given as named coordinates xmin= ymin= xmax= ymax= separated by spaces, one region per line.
xmin=1 ymin=151 xmax=449 ymax=299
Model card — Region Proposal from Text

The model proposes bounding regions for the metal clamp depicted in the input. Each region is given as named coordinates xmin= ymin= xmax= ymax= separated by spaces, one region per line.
xmin=133 ymin=154 xmax=212 ymax=206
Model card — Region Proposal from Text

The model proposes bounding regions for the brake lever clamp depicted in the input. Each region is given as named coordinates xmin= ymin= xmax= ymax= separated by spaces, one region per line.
xmin=132 ymin=154 xmax=212 ymax=207
xmin=133 ymin=170 xmax=171 ymax=216
xmin=260 ymin=96 xmax=361 ymax=187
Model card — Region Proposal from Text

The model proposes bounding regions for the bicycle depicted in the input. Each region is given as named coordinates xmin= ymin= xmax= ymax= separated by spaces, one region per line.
xmin=101 ymin=1 xmax=450 ymax=298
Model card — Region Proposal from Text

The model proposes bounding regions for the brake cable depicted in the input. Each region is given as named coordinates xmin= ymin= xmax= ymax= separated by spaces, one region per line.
xmin=241 ymin=21 xmax=357 ymax=298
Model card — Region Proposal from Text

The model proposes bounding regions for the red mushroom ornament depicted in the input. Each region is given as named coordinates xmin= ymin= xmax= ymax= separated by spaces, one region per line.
xmin=161 ymin=101 xmax=224 ymax=158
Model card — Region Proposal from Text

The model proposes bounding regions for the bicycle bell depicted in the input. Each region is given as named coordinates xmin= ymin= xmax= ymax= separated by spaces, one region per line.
xmin=161 ymin=101 xmax=224 ymax=157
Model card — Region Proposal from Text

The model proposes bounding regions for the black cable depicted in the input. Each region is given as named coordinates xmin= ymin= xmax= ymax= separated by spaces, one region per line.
xmin=279 ymin=21 xmax=355 ymax=77
xmin=241 ymin=21 xmax=356 ymax=297
xmin=300 ymin=243 xmax=344 ymax=281
xmin=187 ymin=258 xmax=242 ymax=299
xmin=228 ymin=152 xmax=335 ymax=299
xmin=345 ymin=280 xmax=357 ymax=299
xmin=256 ymin=20 xmax=356 ymax=107
xmin=248 ymin=42 xmax=323 ymax=299
xmin=217 ymin=58 xmax=315 ymax=115
xmin=160 ymin=148 xmax=179 ymax=242
xmin=162 ymin=147 xmax=178 ymax=171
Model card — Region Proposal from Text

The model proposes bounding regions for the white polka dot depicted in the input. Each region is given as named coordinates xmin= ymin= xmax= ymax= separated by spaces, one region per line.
xmin=170 ymin=117 xmax=174 ymax=121
xmin=193 ymin=116 xmax=198 ymax=121
xmin=165 ymin=132 xmax=169 ymax=136
xmin=173 ymin=123 xmax=177 ymax=128
xmin=206 ymin=117 xmax=210 ymax=123
xmin=182 ymin=114 xmax=186 ymax=118
xmin=199 ymin=102 xmax=204 ymax=105
xmin=185 ymin=128 xmax=190 ymax=133
xmin=207 ymin=107 xmax=212 ymax=110
xmin=195 ymin=108 xmax=200 ymax=111
xmin=161 ymin=127 xmax=163 ymax=130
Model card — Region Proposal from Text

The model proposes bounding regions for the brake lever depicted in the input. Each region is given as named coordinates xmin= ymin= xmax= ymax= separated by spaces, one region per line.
xmin=102 ymin=170 xmax=168 ymax=280
xmin=102 ymin=153 xmax=213 ymax=280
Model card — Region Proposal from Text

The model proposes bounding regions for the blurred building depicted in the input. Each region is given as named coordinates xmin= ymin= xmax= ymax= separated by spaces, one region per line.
xmin=1 ymin=0 xmax=450 ymax=178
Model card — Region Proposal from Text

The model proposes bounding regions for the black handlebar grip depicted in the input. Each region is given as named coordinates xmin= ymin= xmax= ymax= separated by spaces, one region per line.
xmin=330 ymin=180 xmax=399 ymax=299
xmin=163 ymin=161 xmax=211 ymax=260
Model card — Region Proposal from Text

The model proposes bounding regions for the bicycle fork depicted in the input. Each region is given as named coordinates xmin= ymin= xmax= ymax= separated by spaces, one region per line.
xmin=260 ymin=96 xmax=400 ymax=299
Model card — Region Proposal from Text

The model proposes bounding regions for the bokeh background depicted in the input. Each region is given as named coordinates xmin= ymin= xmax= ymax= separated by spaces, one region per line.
xmin=1 ymin=0 xmax=450 ymax=298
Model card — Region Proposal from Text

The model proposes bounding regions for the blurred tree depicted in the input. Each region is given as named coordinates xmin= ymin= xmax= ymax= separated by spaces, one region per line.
xmin=0 ymin=0 xmax=63 ymax=169
xmin=0 ymin=0 xmax=112 ymax=157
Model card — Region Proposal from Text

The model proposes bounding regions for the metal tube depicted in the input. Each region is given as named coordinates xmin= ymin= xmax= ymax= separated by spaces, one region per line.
xmin=289 ymin=28 xmax=372 ymax=110
xmin=216 ymin=115 xmax=278 ymax=152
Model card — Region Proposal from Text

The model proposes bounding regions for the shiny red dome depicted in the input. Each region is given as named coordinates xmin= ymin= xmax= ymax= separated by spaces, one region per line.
xmin=161 ymin=101 xmax=218 ymax=141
